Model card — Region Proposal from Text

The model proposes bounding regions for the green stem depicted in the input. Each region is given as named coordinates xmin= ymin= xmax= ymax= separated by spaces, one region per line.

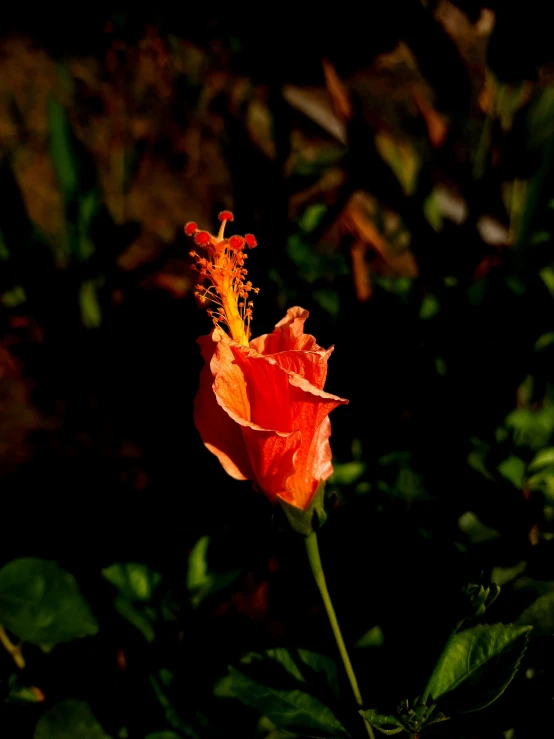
xmin=0 ymin=624 xmax=25 ymax=669
xmin=420 ymin=619 xmax=465 ymax=706
xmin=305 ymin=532 xmax=375 ymax=739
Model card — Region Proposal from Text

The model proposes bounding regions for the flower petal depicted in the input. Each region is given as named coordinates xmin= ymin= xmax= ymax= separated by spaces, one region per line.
xmin=194 ymin=333 xmax=254 ymax=480
xmin=240 ymin=426 xmax=302 ymax=503
xmin=284 ymin=416 xmax=334 ymax=510
xmin=251 ymin=306 xmax=321 ymax=354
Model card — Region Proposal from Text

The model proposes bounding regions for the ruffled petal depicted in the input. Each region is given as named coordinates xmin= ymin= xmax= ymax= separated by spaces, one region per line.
xmin=251 ymin=307 xmax=320 ymax=354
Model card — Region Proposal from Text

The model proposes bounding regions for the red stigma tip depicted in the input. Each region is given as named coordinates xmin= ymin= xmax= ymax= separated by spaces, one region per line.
xmin=218 ymin=210 xmax=234 ymax=222
xmin=244 ymin=233 xmax=258 ymax=248
xmin=194 ymin=230 xmax=211 ymax=246
xmin=229 ymin=235 xmax=245 ymax=250
xmin=184 ymin=222 xmax=198 ymax=236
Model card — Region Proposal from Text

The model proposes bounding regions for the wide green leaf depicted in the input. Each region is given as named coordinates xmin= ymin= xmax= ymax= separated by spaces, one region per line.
xmin=226 ymin=648 xmax=347 ymax=736
xmin=0 ymin=558 xmax=98 ymax=645
xmin=228 ymin=668 xmax=347 ymax=737
xmin=428 ymin=623 xmax=531 ymax=712
xmin=34 ymin=700 xmax=108 ymax=739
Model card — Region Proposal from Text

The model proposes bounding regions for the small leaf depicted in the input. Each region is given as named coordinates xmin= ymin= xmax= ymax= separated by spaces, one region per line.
xmin=102 ymin=563 xmax=161 ymax=602
xmin=113 ymin=595 xmax=156 ymax=643
xmin=186 ymin=537 xmax=240 ymax=608
xmin=145 ymin=733 xmax=182 ymax=739
xmin=34 ymin=700 xmax=108 ymax=739
xmin=330 ymin=462 xmax=366 ymax=487
xmin=300 ymin=204 xmax=327 ymax=233
xmin=419 ymin=295 xmax=440 ymax=320
xmin=516 ymin=592 xmax=554 ymax=637
xmin=48 ymin=99 xmax=79 ymax=201
xmin=491 ymin=561 xmax=526 ymax=587
xmin=428 ymin=623 xmax=531 ymax=712
xmin=79 ymin=280 xmax=102 ymax=329
xmin=528 ymin=447 xmax=554 ymax=471
xmin=0 ymin=558 xmax=98 ymax=645
xmin=149 ymin=673 xmax=200 ymax=739
xmin=535 ymin=332 xmax=554 ymax=351
xmin=498 ymin=457 xmax=526 ymax=488
xmin=458 ymin=512 xmax=499 ymax=544
xmin=355 ymin=626 xmax=384 ymax=648
xmin=7 ymin=674 xmax=45 ymax=704
xmin=359 ymin=710 xmax=404 ymax=735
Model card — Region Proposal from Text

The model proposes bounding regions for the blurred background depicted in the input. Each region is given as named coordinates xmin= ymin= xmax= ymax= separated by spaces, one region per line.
xmin=1 ymin=2 xmax=554 ymax=737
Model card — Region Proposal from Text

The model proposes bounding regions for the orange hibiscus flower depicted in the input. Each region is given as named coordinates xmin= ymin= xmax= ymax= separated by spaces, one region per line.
xmin=187 ymin=213 xmax=348 ymax=511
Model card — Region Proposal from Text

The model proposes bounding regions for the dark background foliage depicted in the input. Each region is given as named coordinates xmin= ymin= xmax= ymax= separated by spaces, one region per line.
xmin=1 ymin=2 xmax=553 ymax=737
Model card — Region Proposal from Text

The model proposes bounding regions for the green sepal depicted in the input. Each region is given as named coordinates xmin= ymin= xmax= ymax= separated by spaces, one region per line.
xmin=275 ymin=481 xmax=327 ymax=537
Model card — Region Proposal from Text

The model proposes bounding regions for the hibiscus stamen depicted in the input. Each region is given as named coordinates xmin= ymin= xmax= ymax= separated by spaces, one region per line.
xmin=185 ymin=211 xmax=258 ymax=345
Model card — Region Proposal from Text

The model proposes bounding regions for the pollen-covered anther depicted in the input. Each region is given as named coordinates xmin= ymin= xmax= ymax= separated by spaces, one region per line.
xmin=229 ymin=235 xmax=245 ymax=250
xmin=186 ymin=213 xmax=259 ymax=345
xmin=194 ymin=231 xmax=211 ymax=246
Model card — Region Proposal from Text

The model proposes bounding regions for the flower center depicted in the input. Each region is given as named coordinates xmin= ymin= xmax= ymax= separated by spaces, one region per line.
xmin=185 ymin=211 xmax=259 ymax=346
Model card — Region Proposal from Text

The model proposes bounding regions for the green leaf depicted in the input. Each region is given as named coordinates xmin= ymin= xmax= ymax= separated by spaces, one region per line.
xmin=102 ymin=563 xmax=161 ymax=602
xmin=149 ymin=673 xmax=200 ymax=739
xmin=498 ymin=457 xmax=525 ymax=488
xmin=527 ymin=465 xmax=554 ymax=500
xmin=528 ymin=447 xmax=554 ymax=471
xmin=505 ymin=405 xmax=554 ymax=449
xmin=113 ymin=595 xmax=156 ymax=643
xmin=428 ymin=623 xmax=531 ymax=712
xmin=516 ymin=592 xmax=554 ymax=637
xmin=227 ymin=649 xmax=347 ymax=736
xmin=313 ymin=288 xmax=340 ymax=319
xmin=34 ymin=700 xmax=109 ymax=739
xmin=458 ymin=512 xmax=500 ymax=544
xmin=228 ymin=668 xmax=347 ymax=737
xmin=48 ymin=98 xmax=79 ymax=201
xmin=238 ymin=648 xmax=341 ymax=699
xmin=7 ymin=674 xmax=45 ymax=704
xmin=330 ymin=462 xmax=366 ymax=487
xmin=186 ymin=536 xmax=240 ymax=608
xmin=359 ymin=710 xmax=404 ymax=735
xmin=354 ymin=626 xmax=384 ymax=649
xmin=79 ymin=280 xmax=102 ymax=329
xmin=535 ymin=332 xmax=554 ymax=351
xmin=419 ymin=295 xmax=440 ymax=320
xmin=300 ymin=204 xmax=327 ymax=233
xmin=491 ymin=561 xmax=526 ymax=587
xmin=0 ymin=558 xmax=98 ymax=645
